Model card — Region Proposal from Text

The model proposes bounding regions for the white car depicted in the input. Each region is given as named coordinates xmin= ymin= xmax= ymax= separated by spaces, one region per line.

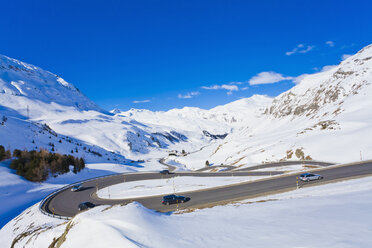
xmin=299 ymin=173 xmax=323 ymax=182
xmin=71 ymin=183 xmax=83 ymax=192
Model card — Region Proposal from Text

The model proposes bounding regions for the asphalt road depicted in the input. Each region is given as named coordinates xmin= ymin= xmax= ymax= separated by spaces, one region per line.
xmin=42 ymin=160 xmax=372 ymax=218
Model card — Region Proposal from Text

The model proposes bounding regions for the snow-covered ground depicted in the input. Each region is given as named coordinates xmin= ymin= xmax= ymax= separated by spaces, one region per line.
xmin=2 ymin=176 xmax=372 ymax=247
xmin=96 ymin=175 xmax=268 ymax=199
xmin=0 ymin=160 xmax=141 ymax=227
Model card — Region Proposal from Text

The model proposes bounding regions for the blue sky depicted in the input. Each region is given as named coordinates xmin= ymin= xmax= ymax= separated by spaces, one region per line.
xmin=1 ymin=0 xmax=371 ymax=111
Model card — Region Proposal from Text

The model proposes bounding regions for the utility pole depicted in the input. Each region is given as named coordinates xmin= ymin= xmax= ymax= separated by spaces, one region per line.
xmin=360 ymin=151 xmax=363 ymax=161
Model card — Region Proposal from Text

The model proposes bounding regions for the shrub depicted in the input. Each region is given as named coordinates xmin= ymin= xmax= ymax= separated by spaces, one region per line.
xmin=10 ymin=149 xmax=85 ymax=182
xmin=13 ymin=149 xmax=22 ymax=158
xmin=295 ymin=148 xmax=305 ymax=160
xmin=90 ymin=150 xmax=102 ymax=157
xmin=1 ymin=116 xmax=7 ymax=125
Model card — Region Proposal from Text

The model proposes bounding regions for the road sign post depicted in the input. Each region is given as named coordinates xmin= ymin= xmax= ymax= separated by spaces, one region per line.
xmin=296 ymin=177 xmax=299 ymax=189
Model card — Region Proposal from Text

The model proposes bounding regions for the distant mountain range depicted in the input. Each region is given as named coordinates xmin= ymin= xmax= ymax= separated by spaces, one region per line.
xmin=1 ymin=44 xmax=371 ymax=167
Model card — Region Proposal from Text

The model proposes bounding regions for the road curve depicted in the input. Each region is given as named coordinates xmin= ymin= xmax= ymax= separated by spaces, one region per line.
xmin=42 ymin=160 xmax=372 ymax=218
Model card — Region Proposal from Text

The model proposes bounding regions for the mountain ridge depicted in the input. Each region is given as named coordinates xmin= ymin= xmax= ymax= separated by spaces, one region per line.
xmin=1 ymin=44 xmax=372 ymax=168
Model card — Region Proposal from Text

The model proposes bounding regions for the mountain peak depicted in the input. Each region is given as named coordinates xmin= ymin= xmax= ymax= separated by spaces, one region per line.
xmin=0 ymin=54 xmax=101 ymax=112
xmin=265 ymin=43 xmax=372 ymax=119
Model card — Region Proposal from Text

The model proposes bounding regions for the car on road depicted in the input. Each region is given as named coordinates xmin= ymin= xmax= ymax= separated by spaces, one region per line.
xmin=159 ymin=169 xmax=170 ymax=175
xmin=71 ymin=183 xmax=83 ymax=192
xmin=78 ymin=202 xmax=95 ymax=211
xmin=162 ymin=194 xmax=190 ymax=205
xmin=299 ymin=173 xmax=323 ymax=182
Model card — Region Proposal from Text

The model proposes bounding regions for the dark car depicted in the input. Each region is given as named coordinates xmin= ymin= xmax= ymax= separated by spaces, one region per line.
xmin=78 ymin=202 xmax=95 ymax=211
xmin=299 ymin=173 xmax=323 ymax=182
xmin=159 ymin=169 xmax=170 ymax=175
xmin=162 ymin=194 xmax=190 ymax=205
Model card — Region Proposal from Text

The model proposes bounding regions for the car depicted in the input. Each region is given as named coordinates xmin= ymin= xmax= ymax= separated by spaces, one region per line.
xmin=71 ymin=183 xmax=83 ymax=192
xmin=78 ymin=202 xmax=95 ymax=211
xmin=159 ymin=169 xmax=170 ymax=175
xmin=299 ymin=173 xmax=323 ymax=182
xmin=162 ymin=194 xmax=190 ymax=205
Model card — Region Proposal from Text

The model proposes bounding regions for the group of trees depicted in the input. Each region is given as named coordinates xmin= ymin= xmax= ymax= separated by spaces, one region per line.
xmin=0 ymin=146 xmax=85 ymax=182
xmin=0 ymin=145 xmax=11 ymax=161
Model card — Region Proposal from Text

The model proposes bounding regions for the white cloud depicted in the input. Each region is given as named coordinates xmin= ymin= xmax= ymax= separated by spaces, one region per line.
xmin=286 ymin=44 xmax=315 ymax=56
xmin=249 ymin=71 xmax=293 ymax=85
xmin=178 ymin=91 xmax=200 ymax=99
xmin=221 ymin=85 xmax=238 ymax=91
xmin=201 ymin=84 xmax=239 ymax=95
xmin=132 ymin=99 xmax=151 ymax=104
xmin=326 ymin=41 xmax=335 ymax=47
xmin=342 ymin=54 xmax=352 ymax=60
xmin=241 ymin=87 xmax=249 ymax=91
xmin=249 ymin=61 xmax=340 ymax=86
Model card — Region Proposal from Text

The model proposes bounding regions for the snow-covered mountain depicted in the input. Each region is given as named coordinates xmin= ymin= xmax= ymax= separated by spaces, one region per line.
xmin=0 ymin=55 xmax=101 ymax=112
xmin=176 ymin=44 xmax=372 ymax=169
xmin=1 ymin=44 xmax=372 ymax=168
xmin=0 ymin=54 xmax=256 ymax=162
xmin=266 ymin=44 xmax=372 ymax=119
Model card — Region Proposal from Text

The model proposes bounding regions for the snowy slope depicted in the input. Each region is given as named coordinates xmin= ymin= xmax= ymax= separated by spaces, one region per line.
xmin=266 ymin=44 xmax=372 ymax=119
xmin=0 ymin=54 xmax=213 ymax=161
xmin=0 ymin=54 xmax=101 ymax=112
xmin=0 ymin=114 xmax=127 ymax=163
xmin=176 ymin=44 xmax=372 ymax=168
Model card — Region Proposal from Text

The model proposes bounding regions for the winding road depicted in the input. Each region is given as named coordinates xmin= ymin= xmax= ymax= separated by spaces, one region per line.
xmin=41 ymin=160 xmax=372 ymax=218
